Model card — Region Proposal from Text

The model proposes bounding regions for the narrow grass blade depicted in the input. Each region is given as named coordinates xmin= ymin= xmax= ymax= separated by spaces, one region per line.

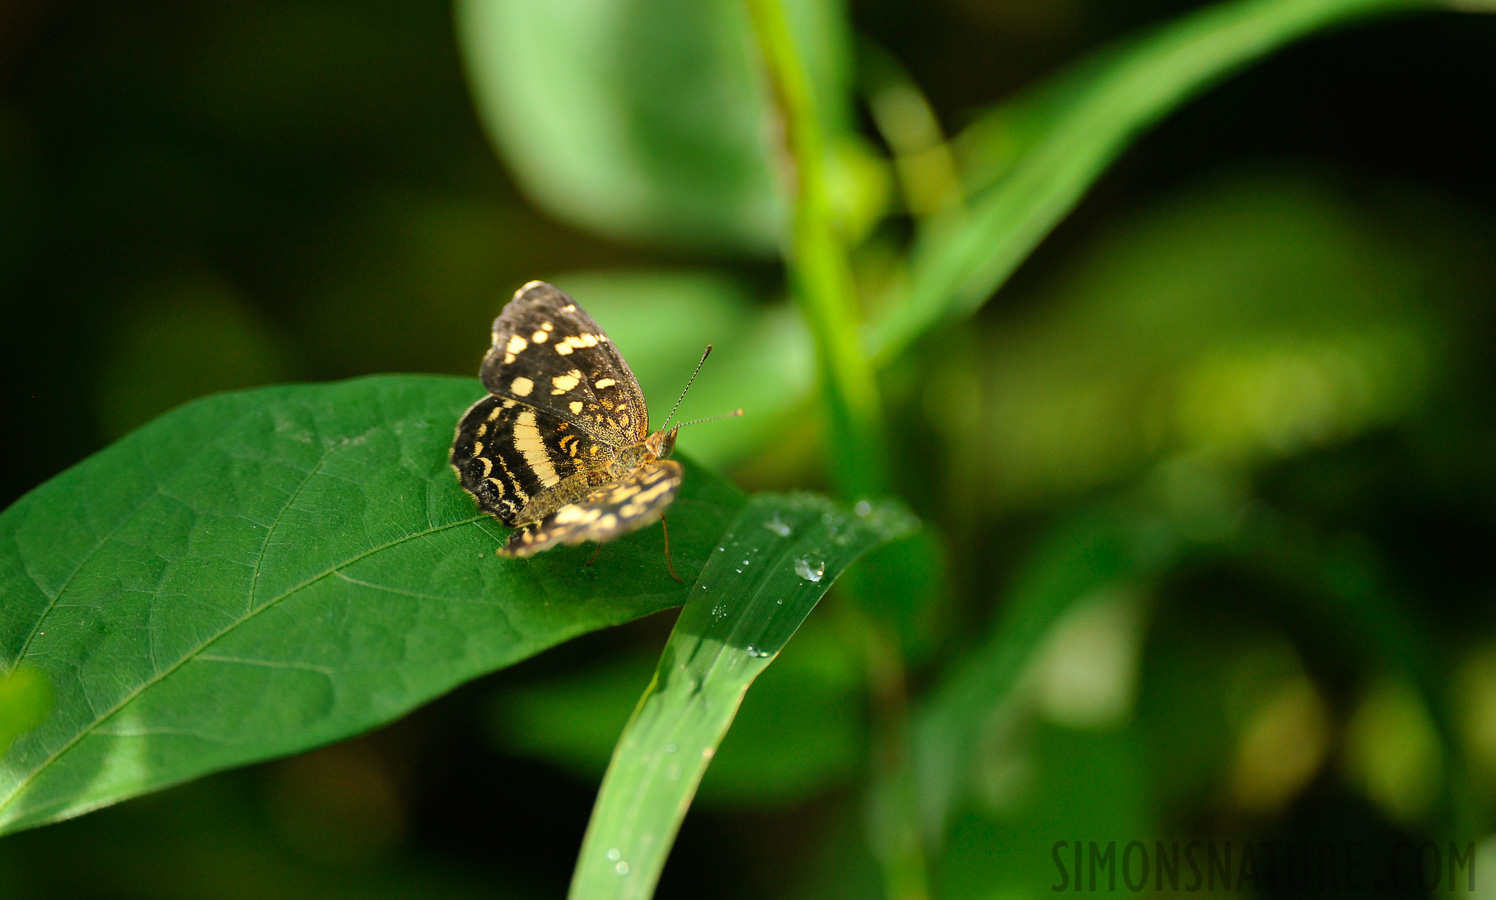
xmin=568 ymin=493 xmax=916 ymax=899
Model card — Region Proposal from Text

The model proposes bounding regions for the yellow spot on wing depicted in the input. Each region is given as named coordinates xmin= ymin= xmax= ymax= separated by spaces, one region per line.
xmin=551 ymin=370 xmax=581 ymax=394
xmin=569 ymin=401 xmax=583 ymax=415
xmin=503 ymin=333 xmax=528 ymax=364
xmin=511 ymin=377 xmax=534 ymax=397
xmin=594 ymin=378 xmax=616 ymax=389
xmin=532 ymin=330 xmax=548 ymax=343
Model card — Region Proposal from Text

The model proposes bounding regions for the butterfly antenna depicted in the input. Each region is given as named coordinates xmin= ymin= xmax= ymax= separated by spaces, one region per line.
xmin=678 ymin=408 xmax=744 ymax=429
xmin=660 ymin=345 xmax=712 ymax=431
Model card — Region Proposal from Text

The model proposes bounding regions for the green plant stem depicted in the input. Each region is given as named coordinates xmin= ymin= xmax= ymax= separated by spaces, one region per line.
xmin=744 ymin=0 xmax=887 ymax=500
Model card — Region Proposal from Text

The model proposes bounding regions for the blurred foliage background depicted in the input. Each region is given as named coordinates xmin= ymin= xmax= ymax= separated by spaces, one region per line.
xmin=2 ymin=0 xmax=1495 ymax=897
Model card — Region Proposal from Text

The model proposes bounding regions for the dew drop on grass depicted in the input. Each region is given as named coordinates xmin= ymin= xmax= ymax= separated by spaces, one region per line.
xmin=794 ymin=555 xmax=825 ymax=583
xmin=855 ymin=500 xmax=872 ymax=517
xmin=664 ymin=743 xmax=677 ymax=754
xmin=712 ymin=604 xmax=728 ymax=619
xmin=746 ymin=645 xmax=759 ymax=657
xmin=764 ymin=514 xmax=792 ymax=537
xmin=616 ymin=862 xmax=631 ymax=875
xmin=607 ymin=848 xmax=621 ymax=861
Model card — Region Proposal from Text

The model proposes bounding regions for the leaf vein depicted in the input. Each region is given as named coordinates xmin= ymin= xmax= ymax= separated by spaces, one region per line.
xmin=0 ymin=513 xmax=485 ymax=820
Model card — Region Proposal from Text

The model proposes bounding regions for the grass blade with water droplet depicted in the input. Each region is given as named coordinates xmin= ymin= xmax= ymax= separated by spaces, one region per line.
xmin=568 ymin=493 xmax=916 ymax=899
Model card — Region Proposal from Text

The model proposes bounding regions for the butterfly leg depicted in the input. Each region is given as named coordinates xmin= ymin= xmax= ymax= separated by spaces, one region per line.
xmin=585 ymin=543 xmax=603 ymax=567
xmin=660 ymin=512 xmax=684 ymax=584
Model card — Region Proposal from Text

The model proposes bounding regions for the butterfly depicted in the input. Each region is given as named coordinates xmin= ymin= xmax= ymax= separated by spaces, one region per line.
xmin=450 ymin=281 xmax=733 ymax=580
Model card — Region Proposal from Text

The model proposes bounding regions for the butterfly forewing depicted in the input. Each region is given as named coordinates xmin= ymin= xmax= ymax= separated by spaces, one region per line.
xmin=479 ymin=281 xmax=649 ymax=446
xmin=499 ymin=460 xmax=683 ymax=557
xmin=452 ymin=395 xmax=616 ymax=526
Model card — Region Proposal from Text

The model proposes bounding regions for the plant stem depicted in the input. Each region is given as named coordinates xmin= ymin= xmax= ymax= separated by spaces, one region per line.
xmin=743 ymin=0 xmax=887 ymax=500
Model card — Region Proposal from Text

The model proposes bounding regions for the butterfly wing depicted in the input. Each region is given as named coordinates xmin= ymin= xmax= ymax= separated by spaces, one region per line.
xmin=479 ymin=281 xmax=650 ymax=446
xmin=451 ymin=395 xmax=617 ymax=526
xmin=498 ymin=460 xmax=682 ymax=557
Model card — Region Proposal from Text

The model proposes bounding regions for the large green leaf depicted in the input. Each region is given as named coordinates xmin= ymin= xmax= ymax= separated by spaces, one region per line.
xmin=0 ymin=375 xmax=744 ymax=834
xmin=569 ymin=493 xmax=916 ymax=899
xmin=870 ymin=0 xmax=1488 ymax=363
xmin=455 ymin=0 xmax=854 ymax=253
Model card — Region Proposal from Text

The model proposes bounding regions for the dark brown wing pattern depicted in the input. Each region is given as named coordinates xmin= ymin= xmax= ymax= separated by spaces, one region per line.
xmin=479 ymin=281 xmax=650 ymax=445
xmin=499 ymin=460 xmax=683 ymax=557
xmin=450 ymin=395 xmax=616 ymax=526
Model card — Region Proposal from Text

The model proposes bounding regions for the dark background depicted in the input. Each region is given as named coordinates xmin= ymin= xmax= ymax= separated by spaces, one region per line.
xmin=2 ymin=1 xmax=1493 ymax=897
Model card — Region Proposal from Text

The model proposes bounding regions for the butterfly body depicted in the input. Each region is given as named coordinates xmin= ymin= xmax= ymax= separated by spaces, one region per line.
xmin=451 ymin=281 xmax=684 ymax=560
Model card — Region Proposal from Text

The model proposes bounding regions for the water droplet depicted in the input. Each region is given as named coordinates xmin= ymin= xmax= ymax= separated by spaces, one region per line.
xmin=616 ymin=861 xmax=631 ymax=875
xmin=794 ymin=554 xmax=825 ymax=583
xmin=717 ymin=546 xmax=726 ymax=552
xmin=735 ymin=568 xmax=742 ymax=574
xmin=821 ymin=512 xmax=836 ymax=525
xmin=607 ymin=848 xmax=621 ymax=861
xmin=712 ymin=604 xmax=728 ymax=619
xmin=764 ymin=514 xmax=792 ymax=537
xmin=741 ymin=559 xmax=750 ymax=566
xmin=664 ymin=743 xmax=678 ymax=754
xmin=854 ymin=500 xmax=872 ymax=517
xmin=746 ymin=645 xmax=759 ymax=657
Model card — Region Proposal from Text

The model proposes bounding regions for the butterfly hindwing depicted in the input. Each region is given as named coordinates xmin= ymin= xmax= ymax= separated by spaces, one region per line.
xmin=479 ymin=281 xmax=649 ymax=446
xmin=498 ymin=460 xmax=683 ymax=557
xmin=450 ymin=395 xmax=616 ymax=526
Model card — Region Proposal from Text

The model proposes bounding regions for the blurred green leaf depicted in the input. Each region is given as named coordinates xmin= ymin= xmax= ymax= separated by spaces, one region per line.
xmin=916 ymin=485 xmax=1478 ymax=846
xmin=0 ymin=668 xmax=52 ymax=759
xmin=871 ymin=0 xmax=1483 ymax=363
xmin=492 ymin=613 xmax=864 ymax=807
xmin=456 ymin=0 xmax=855 ymax=253
xmin=569 ymin=493 xmax=916 ymax=899
xmin=913 ymin=503 xmax=1176 ymax=844
xmin=936 ymin=725 xmax=1155 ymax=900
xmin=964 ymin=172 xmax=1446 ymax=514
xmin=0 ymin=375 xmax=744 ymax=834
